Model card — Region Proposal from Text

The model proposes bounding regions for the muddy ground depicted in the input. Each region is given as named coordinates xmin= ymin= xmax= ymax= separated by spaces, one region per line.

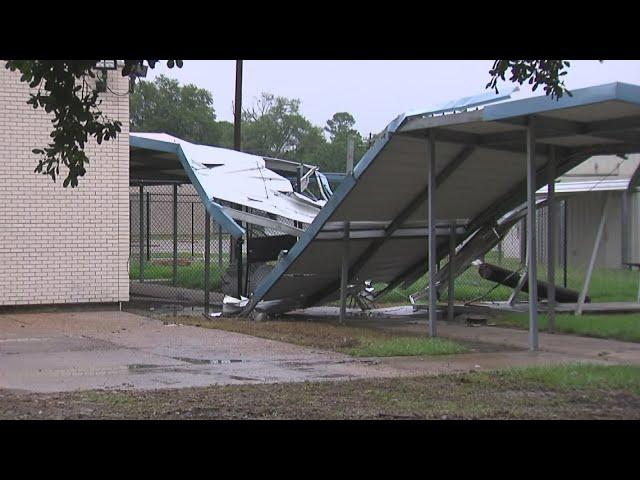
xmin=2 ymin=371 xmax=639 ymax=420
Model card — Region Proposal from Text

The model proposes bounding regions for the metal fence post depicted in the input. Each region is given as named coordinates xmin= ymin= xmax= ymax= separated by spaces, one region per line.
xmin=427 ymin=129 xmax=437 ymax=337
xmin=139 ymin=184 xmax=144 ymax=283
xmin=563 ymin=198 xmax=568 ymax=288
xmin=218 ymin=225 xmax=223 ymax=271
xmin=339 ymin=222 xmax=351 ymax=323
xmin=146 ymin=192 xmax=150 ymax=261
xmin=526 ymin=118 xmax=539 ymax=351
xmin=191 ymin=201 xmax=195 ymax=257
xmin=173 ymin=184 xmax=178 ymax=287
xmin=236 ymin=237 xmax=244 ymax=299
xmin=204 ymin=211 xmax=211 ymax=315
xmin=547 ymin=146 xmax=557 ymax=333
xmin=448 ymin=224 xmax=456 ymax=321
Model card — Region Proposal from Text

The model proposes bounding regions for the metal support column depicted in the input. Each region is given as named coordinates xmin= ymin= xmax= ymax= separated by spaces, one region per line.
xmin=447 ymin=224 xmax=456 ymax=322
xmin=526 ymin=118 xmax=539 ymax=351
xmin=204 ymin=212 xmax=211 ymax=315
xmin=520 ymin=219 xmax=527 ymax=266
xmin=218 ymin=225 xmax=223 ymax=271
xmin=139 ymin=184 xmax=144 ymax=283
xmin=563 ymin=198 xmax=568 ymax=288
xmin=427 ymin=129 xmax=437 ymax=337
xmin=547 ymin=146 xmax=557 ymax=333
xmin=339 ymin=222 xmax=350 ymax=324
xmin=172 ymin=184 xmax=178 ymax=287
xmin=622 ymin=190 xmax=630 ymax=266
xmin=191 ymin=202 xmax=195 ymax=257
xmin=347 ymin=137 xmax=355 ymax=174
xmin=577 ymin=193 xmax=610 ymax=315
xmin=146 ymin=192 xmax=150 ymax=261
xmin=236 ymin=237 xmax=243 ymax=299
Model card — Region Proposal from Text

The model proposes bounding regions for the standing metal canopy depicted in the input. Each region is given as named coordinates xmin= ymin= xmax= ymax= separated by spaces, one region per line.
xmin=245 ymin=83 xmax=640 ymax=343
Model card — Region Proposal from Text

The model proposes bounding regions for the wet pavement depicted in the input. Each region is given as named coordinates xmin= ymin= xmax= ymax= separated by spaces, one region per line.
xmin=0 ymin=309 xmax=625 ymax=393
xmin=0 ymin=311 xmax=407 ymax=392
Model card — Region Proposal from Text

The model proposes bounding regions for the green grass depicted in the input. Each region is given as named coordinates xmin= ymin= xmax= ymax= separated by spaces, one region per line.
xmin=129 ymin=261 xmax=224 ymax=291
xmin=491 ymin=363 xmax=640 ymax=395
xmin=376 ymin=255 xmax=640 ymax=305
xmin=495 ymin=312 xmax=640 ymax=343
xmin=171 ymin=316 xmax=469 ymax=358
xmin=350 ymin=337 xmax=468 ymax=357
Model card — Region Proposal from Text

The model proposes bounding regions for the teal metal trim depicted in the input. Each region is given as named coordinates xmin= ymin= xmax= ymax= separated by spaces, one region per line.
xmin=130 ymin=134 xmax=244 ymax=238
xmin=484 ymin=82 xmax=640 ymax=121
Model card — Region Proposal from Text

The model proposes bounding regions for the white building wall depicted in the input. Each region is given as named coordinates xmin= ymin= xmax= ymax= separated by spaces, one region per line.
xmin=0 ymin=66 xmax=129 ymax=305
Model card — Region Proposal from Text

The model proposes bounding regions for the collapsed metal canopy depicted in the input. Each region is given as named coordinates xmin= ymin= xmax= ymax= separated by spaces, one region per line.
xmin=246 ymin=82 xmax=640 ymax=314
xmin=130 ymin=133 xmax=329 ymax=238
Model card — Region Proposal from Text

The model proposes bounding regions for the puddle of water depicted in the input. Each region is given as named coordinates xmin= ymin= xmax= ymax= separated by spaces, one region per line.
xmin=171 ymin=356 xmax=211 ymax=365
xmin=128 ymin=364 xmax=164 ymax=371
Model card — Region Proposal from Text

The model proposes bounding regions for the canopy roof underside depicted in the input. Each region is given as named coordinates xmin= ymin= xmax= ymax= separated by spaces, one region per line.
xmin=247 ymin=82 xmax=640 ymax=313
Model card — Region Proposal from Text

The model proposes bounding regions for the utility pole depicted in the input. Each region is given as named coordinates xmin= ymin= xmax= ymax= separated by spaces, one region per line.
xmin=234 ymin=60 xmax=244 ymax=298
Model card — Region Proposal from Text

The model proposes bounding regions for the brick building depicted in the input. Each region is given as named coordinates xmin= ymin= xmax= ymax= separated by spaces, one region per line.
xmin=0 ymin=64 xmax=130 ymax=306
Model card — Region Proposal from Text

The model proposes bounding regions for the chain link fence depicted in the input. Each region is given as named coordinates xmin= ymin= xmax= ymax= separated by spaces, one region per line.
xmin=129 ymin=185 xmax=236 ymax=307
xmin=128 ymin=184 xmax=298 ymax=308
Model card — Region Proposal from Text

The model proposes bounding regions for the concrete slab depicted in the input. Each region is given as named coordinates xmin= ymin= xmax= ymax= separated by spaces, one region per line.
xmin=0 ymin=310 xmax=624 ymax=394
xmin=0 ymin=311 xmax=406 ymax=393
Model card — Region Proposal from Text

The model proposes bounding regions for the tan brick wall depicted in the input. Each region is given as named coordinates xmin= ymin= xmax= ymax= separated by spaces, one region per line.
xmin=0 ymin=65 xmax=129 ymax=305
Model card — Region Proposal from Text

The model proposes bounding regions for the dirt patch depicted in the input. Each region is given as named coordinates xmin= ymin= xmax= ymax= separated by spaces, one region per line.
xmin=1 ymin=370 xmax=639 ymax=420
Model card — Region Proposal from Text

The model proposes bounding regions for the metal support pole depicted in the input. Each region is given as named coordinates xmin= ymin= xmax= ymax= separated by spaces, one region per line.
xmin=204 ymin=212 xmax=211 ymax=315
xmin=339 ymin=222 xmax=350 ymax=323
xmin=563 ymin=198 xmax=568 ymax=288
xmin=146 ymin=192 xmax=150 ymax=261
xmin=346 ymin=137 xmax=355 ymax=174
xmin=191 ymin=202 xmax=195 ymax=257
xmin=622 ymin=190 xmax=630 ymax=266
xmin=138 ymin=185 xmax=145 ymax=283
xmin=236 ymin=237 xmax=243 ymax=299
xmin=218 ymin=225 xmax=223 ymax=270
xmin=129 ymin=199 xmax=132 ymax=255
xmin=519 ymin=219 xmax=527 ymax=266
xmin=447 ymin=224 xmax=456 ymax=322
xmin=576 ymin=193 xmax=610 ymax=315
xmin=172 ymin=184 xmax=178 ymax=287
xmin=547 ymin=146 xmax=557 ymax=333
xmin=526 ymin=118 xmax=539 ymax=351
xmin=427 ymin=129 xmax=437 ymax=337
xmin=296 ymin=164 xmax=303 ymax=193
xmin=234 ymin=60 xmax=243 ymax=152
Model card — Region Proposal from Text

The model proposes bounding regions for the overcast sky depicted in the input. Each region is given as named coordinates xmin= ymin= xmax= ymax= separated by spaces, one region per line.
xmin=146 ymin=60 xmax=640 ymax=136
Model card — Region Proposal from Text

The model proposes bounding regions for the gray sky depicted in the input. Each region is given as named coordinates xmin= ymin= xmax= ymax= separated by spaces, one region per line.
xmin=147 ymin=60 xmax=640 ymax=136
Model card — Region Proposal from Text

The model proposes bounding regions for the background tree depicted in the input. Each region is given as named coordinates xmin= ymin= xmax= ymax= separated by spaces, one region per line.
xmin=6 ymin=59 xmax=572 ymax=187
xmin=320 ymin=112 xmax=368 ymax=172
xmin=130 ymin=75 xmax=226 ymax=146
xmin=241 ymin=92 xmax=328 ymax=163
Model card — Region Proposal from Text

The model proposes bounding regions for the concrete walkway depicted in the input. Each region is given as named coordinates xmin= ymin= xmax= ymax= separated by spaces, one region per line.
xmin=0 ymin=311 xmax=403 ymax=393
xmin=0 ymin=310 xmax=633 ymax=393
xmin=336 ymin=317 xmax=640 ymax=365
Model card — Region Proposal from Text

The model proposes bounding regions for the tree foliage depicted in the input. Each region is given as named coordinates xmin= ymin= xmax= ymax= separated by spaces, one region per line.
xmin=241 ymin=93 xmax=326 ymax=161
xmin=130 ymin=75 xmax=224 ymax=146
xmin=4 ymin=60 xmax=181 ymax=187
xmin=487 ymin=60 xmax=571 ymax=99
xmin=8 ymin=59 xmax=574 ymax=186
